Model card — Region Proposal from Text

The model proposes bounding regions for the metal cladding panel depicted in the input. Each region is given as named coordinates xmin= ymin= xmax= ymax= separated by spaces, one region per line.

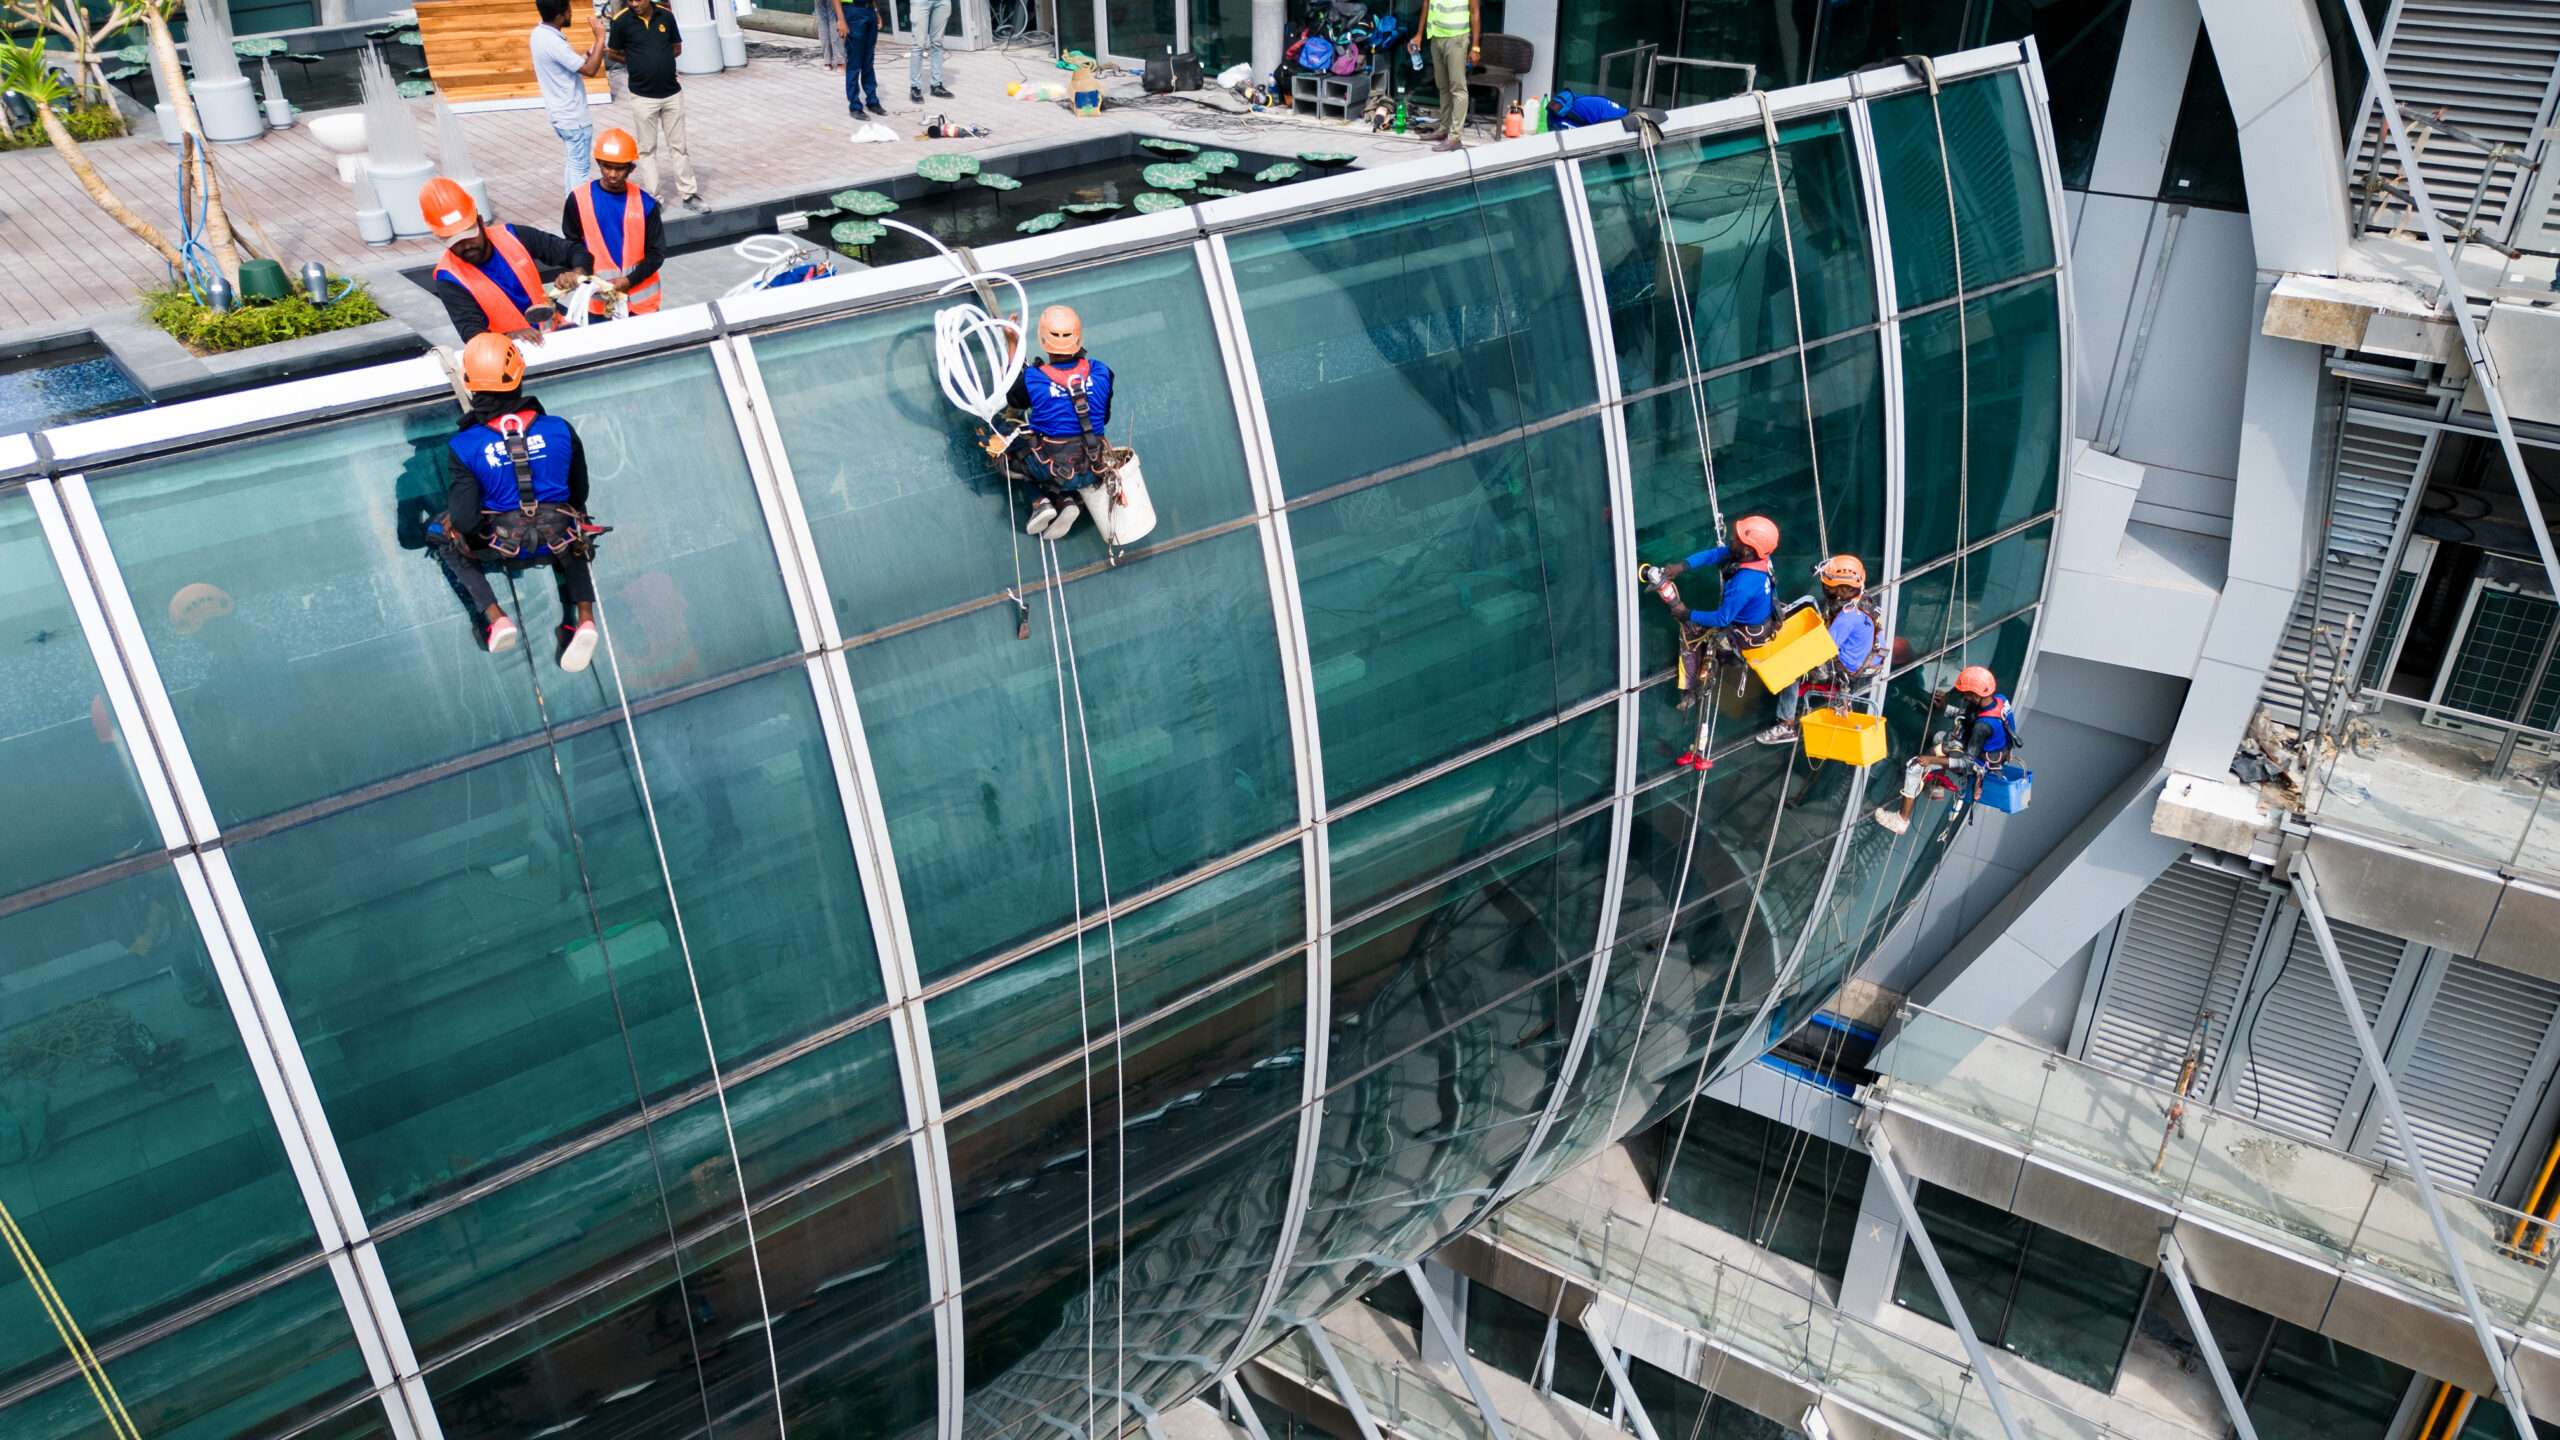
xmin=2084 ymin=859 xmax=2273 ymax=1092
xmin=2350 ymin=0 xmax=2560 ymax=247
xmin=2479 ymin=879 xmax=2560 ymax=982
xmin=2303 ymin=828 xmax=2504 ymax=957
xmin=2262 ymin=412 xmax=2429 ymax=725
xmin=2225 ymin=911 xmax=2403 ymax=1143
xmin=2369 ymin=954 xmax=2560 ymax=1189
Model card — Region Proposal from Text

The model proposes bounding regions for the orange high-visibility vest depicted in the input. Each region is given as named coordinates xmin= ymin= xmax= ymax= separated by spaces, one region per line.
xmin=435 ymin=226 xmax=550 ymax=333
xmin=573 ymin=181 xmax=662 ymax=315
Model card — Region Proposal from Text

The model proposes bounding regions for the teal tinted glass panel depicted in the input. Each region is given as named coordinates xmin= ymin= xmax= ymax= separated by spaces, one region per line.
xmin=0 ymin=493 xmax=156 ymax=890
xmin=780 ymin=1309 xmax=937 ymax=1440
xmin=1900 ymin=278 xmax=2062 ymax=565
xmin=1967 ymin=520 xmax=2053 ymax=631
xmin=1293 ymin=421 xmax=1614 ymax=805
xmin=1895 ymin=560 xmax=1960 ymax=665
xmin=1651 ymin=1099 xmax=1868 ymax=1282
xmin=2249 ymin=1323 xmax=2414 ymax=1440
xmin=3 ymin=1267 xmax=372 ymax=1440
xmin=1581 ymin=113 xmax=1876 ymax=390
xmin=417 ymin=1244 xmax=708 ymax=1433
xmin=1228 ymin=172 xmax=1596 ymax=495
xmin=90 ymin=353 xmax=795 ymax=823
xmin=754 ymin=248 xmax=1255 ymax=635
xmin=852 ymin=528 xmax=1296 ymax=981
xmin=928 ymin=845 xmax=1304 ymax=1106
xmin=1872 ymin=72 xmax=2055 ymax=308
xmin=1329 ymin=704 xmax=1614 ymax=920
xmin=0 ymin=869 xmax=315 ymax=1392
xmin=231 ymin=669 xmax=883 ymax=1216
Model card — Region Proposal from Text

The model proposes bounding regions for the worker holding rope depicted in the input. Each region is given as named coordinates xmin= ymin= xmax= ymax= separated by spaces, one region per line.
xmin=434 ymin=333 xmax=607 ymax=667
xmin=1874 ymin=665 xmax=2020 ymax=834
xmin=985 ymin=304 xmax=1125 ymax=541
xmin=1639 ymin=514 xmax=1781 ymax=697
xmin=422 ymin=176 xmax=593 ymax=342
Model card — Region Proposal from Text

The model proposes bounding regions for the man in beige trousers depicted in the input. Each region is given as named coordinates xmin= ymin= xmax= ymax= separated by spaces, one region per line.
xmin=607 ymin=0 xmax=707 ymax=210
xmin=1406 ymin=0 xmax=1479 ymax=152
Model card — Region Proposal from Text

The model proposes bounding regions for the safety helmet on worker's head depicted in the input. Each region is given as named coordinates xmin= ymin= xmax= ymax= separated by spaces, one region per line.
xmin=1816 ymin=554 xmax=1866 ymax=591
xmin=1732 ymin=514 xmax=1779 ymax=558
xmin=1952 ymin=664 xmax=1998 ymax=698
xmin=593 ymin=127 xmax=640 ymax=165
xmin=460 ymin=332 xmax=527 ymax=393
xmin=168 ymin=582 xmax=234 ymax=636
xmin=418 ymin=177 xmax=480 ymax=239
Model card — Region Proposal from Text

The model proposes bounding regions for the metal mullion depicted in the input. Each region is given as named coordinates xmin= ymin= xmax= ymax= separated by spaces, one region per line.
xmin=1202 ymin=232 xmax=1332 ymax=1378
xmin=322 ymin=1254 xmax=418 ymax=1440
xmin=2011 ymin=42 xmax=2074 ymax=709
xmin=712 ymin=335 xmax=829 ymax=654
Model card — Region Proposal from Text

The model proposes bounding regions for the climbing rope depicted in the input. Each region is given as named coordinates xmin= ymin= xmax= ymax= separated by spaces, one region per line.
xmin=0 ymin=1198 xmax=138 ymax=1439
xmin=1634 ymin=115 xmax=1728 ymax=546
xmin=1754 ymin=91 xmax=1830 ymax=560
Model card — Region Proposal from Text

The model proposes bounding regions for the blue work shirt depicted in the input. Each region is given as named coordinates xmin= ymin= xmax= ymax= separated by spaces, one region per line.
xmin=1678 ymin=545 xmax=1774 ymax=630
xmin=1828 ymin=603 xmax=1877 ymax=674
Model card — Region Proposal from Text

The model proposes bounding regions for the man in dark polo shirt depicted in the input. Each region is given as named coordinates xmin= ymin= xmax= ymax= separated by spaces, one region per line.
xmin=606 ymin=0 xmax=706 ymax=211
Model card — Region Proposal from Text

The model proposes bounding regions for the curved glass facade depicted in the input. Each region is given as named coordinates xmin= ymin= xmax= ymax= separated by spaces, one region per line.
xmin=0 ymin=45 xmax=2064 ymax=1440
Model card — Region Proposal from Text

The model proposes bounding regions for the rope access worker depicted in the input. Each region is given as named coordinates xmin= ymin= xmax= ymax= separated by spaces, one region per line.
xmin=1637 ymin=513 xmax=1781 ymax=712
xmin=1757 ymin=554 xmax=1881 ymax=746
xmin=984 ymin=304 xmax=1117 ymax=541
xmin=1873 ymin=665 xmax=2019 ymax=834
xmin=435 ymin=333 xmax=605 ymax=669
xmin=421 ymin=176 xmax=592 ymax=343
xmin=561 ymin=128 xmax=665 ymax=320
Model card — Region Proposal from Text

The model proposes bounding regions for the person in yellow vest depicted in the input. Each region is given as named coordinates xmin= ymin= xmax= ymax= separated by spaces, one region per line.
xmin=1405 ymin=0 xmax=1480 ymax=152
xmin=421 ymin=176 xmax=592 ymax=343
xmin=561 ymin=128 xmax=666 ymax=320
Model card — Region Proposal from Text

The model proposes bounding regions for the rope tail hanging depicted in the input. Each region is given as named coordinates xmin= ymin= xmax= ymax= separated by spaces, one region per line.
xmin=0 ymin=1198 xmax=139 ymax=1440
xmin=1634 ymin=113 xmax=1728 ymax=546
xmin=1754 ymin=91 xmax=1830 ymax=561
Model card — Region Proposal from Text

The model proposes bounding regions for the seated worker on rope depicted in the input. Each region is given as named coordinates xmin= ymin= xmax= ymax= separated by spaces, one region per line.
xmin=421 ymin=176 xmax=593 ymax=343
xmin=435 ymin=333 xmax=606 ymax=669
xmin=562 ymin=128 xmax=664 ymax=321
xmin=983 ymin=304 xmax=1119 ymax=540
xmin=1637 ymin=513 xmax=1781 ymax=712
xmin=1756 ymin=553 xmax=1880 ymax=746
xmin=1873 ymin=664 xmax=2019 ymax=835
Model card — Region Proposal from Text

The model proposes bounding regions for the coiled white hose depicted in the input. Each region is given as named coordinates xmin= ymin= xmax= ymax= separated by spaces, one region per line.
xmin=871 ymin=216 xmax=1030 ymax=426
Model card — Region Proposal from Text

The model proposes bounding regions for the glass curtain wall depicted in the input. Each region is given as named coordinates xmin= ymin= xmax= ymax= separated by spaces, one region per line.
xmin=0 ymin=51 xmax=2063 ymax=1440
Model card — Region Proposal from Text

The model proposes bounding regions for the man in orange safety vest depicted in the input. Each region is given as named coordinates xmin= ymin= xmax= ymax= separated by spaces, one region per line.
xmin=421 ymin=175 xmax=593 ymax=342
xmin=560 ymin=128 xmax=665 ymax=320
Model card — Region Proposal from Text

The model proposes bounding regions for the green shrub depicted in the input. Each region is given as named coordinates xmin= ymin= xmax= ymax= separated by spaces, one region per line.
xmin=0 ymin=103 xmax=126 ymax=151
xmin=145 ymin=280 xmax=390 ymax=353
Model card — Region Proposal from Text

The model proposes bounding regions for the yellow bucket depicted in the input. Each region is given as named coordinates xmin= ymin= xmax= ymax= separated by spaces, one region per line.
xmin=1800 ymin=707 xmax=1887 ymax=766
xmin=1740 ymin=607 xmax=1838 ymax=692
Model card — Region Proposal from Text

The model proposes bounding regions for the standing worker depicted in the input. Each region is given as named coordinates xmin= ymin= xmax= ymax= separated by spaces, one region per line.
xmin=1874 ymin=665 xmax=2020 ymax=834
xmin=437 ymin=333 xmax=605 ymax=669
xmin=906 ymin=0 xmax=953 ymax=104
xmin=986 ymin=305 xmax=1116 ymax=541
xmin=606 ymin=0 xmax=707 ymax=212
xmin=1406 ymin=0 xmax=1479 ymax=152
xmin=529 ymin=0 xmax=610 ymax=194
xmin=1758 ymin=554 xmax=1880 ymax=745
xmin=830 ymin=0 xmax=888 ymax=117
xmin=563 ymin=129 xmax=666 ymax=320
xmin=422 ymin=177 xmax=591 ymax=342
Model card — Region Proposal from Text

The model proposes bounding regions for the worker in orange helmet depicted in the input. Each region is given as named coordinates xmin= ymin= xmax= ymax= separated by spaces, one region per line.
xmin=421 ymin=176 xmax=592 ymax=343
xmin=1636 ymin=514 xmax=1780 ymax=770
xmin=561 ymin=128 xmax=666 ymax=321
xmin=1875 ymin=664 xmax=2021 ymax=834
xmin=1758 ymin=553 xmax=1883 ymax=747
xmin=433 ymin=332 xmax=605 ymax=669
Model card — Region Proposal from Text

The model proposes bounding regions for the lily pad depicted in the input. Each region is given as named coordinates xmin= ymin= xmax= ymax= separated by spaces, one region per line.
xmin=1131 ymin=191 xmax=1184 ymax=214
xmin=974 ymin=171 xmax=1022 ymax=191
xmin=1141 ymin=161 xmax=1204 ymax=190
xmin=831 ymin=218 xmax=886 ymax=247
xmin=405 ymin=65 xmax=432 ymax=78
xmin=1061 ymin=200 xmax=1123 ymax=216
xmin=1015 ymin=211 xmax=1066 ymax=234
xmin=104 ymin=63 xmax=144 ymax=80
xmin=828 ymin=187 xmax=899 ymax=216
xmin=1253 ymin=161 xmax=1304 ymax=183
xmin=915 ymin=153 xmax=981 ymax=182
xmin=1298 ymin=151 xmax=1354 ymax=165
xmin=1196 ymin=185 xmax=1242 ymax=198
xmin=1193 ymin=149 xmax=1238 ymax=173
xmin=112 ymin=43 xmax=150 ymax=64
xmin=232 ymin=36 xmax=286 ymax=56
xmin=1137 ymin=136 xmax=1198 ymax=154
xmin=395 ymin=77 xmax=434 ymax=97
xmin=394 ymin=28 xmax=422 ymax=44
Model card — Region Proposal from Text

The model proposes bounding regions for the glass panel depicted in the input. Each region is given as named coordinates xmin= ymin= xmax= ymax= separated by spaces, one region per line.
xmin=1649 ymin=1097 xmax=1868 ymax=1283
xmin=1872 ymin=72 xmax=2055 ymax=309
xmin=1103 ymin=0 xmax=1173 ymax=55
xmin=1329 ymin=704 xmax=1615 ymax=920
xmin=752 ymin=248 xmax=1255 ymax=635
xmin=778 ymin=1309 xmax=937 ymax=1440
xmin=1462 ymin=1281 xmax=1550 ymax=1386
xmin=1 ymin=1267 xmax=373 ymax=1440
xmin=1630 ymin=1352 xmax=1789 ymax=1440
xmin=1581 ymin=113 xmax=1876 ymax=391
xmin=2163 ymin=31 xmax=2248 ymax=210
xmin=1228 ymin=172 xmax=1596 ymax=496
xmin=417 ymin=1246 xmax=710 ymax=1434
xmin=0 ymin=492 xmax=156 ymax=891
xmin=2017 ymin=0 xmax=2131 ymax=189
xmin=850 ymin=528 xmax=1297 ymax=981
xmin=1899 ymin=277 xmax=2063 ymax=567
xmin=1890 ymin=1181 xmax=2023 ymax=1337
xmin=230 ymin=669 xmax=883 ymax=1217
xmin=0 ymin=868 xmax=316 ymax=1392
xmin=2002 ymin=1226 xmax=2149 ymax=1389
xmin=1293 ymin=422 xmax=1615 ymax=805
xmin=928 ymin=845 xmax=1304 ymax=1107
xmin=90 ymin=353 xmax=795 ymax=823
xmin=2246 ymin=1323 xmax=2414 ymax=1440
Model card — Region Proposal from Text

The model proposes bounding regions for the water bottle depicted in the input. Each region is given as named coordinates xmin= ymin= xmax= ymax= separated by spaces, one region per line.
xmin=1408 ymin=43 xmax=1421 ymax=72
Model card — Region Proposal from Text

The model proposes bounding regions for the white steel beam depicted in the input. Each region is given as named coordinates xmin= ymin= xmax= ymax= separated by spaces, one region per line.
xmin=1403 ymin=1264 xmax=1514 ymax=1440
xmin=1583 ymin=1329 xmax=1663 ymax=1440
xmin=1863 ymin=1128 xmax=2027 ymax=1440
xmin=2156 ymin=1235 xmax=2262 ymax=1440
xmin=1299 ymin=1323 xmax=1384 ymax=1440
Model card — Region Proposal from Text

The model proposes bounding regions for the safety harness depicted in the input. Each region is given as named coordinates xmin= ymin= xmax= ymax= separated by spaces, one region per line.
xmin=1021 ymin=359 xmax=1126 ymax=486
xmin=475 ymin=412 xmax=602 ymax=561
xmin=435 ymin=226 xmax=553 ymax=334
xmin=573 ymin=182 xmax=663 ymax=315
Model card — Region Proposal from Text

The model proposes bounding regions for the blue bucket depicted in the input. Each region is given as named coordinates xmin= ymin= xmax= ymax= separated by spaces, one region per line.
xmin=1976 ymin=767 xmax=2032 ymax=815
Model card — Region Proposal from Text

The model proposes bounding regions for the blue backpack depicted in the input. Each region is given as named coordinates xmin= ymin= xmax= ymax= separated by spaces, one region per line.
xmin=1297 ymin=35 xmax=1333 ymax=72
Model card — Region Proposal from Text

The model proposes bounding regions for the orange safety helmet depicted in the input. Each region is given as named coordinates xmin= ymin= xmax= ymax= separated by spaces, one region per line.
xmin=418 ymin=177 xmax=479 ymax=239
xmin=168 ymin=582 xmax=234 ymax=636
xmin=1732 ymin=514 xmax=1779 ymax=558
xmin=460 ymin=332 xmax=526 ymax=393
xmin=593 ymin=127 xmax=640 ymax=165
xmin=1952 ymin=665 xmax=1998 ymax=698
xmin=1816 ymin=554 xmax=1866 ymax=590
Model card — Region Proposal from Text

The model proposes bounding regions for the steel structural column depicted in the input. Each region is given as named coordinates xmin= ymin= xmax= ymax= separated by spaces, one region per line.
xmin=2157 ymin=1236 xmax=2263 ymax=1440
xmin=1300 ymin=1323 xmax=1385 ymax=1440
xmin=1583 ymin=1328 xmax=1665 ymax=1440
xmin=2292 ymin=858 xmax=2539 ymax=1440
xmin=1403 ymin=1264 xmax=1516 ymax=1440
xmin=1863 ymin=1128 xmax=2028 ymax=1440
xmin=1221 ymin=1374 xmax=1274 ymax=1440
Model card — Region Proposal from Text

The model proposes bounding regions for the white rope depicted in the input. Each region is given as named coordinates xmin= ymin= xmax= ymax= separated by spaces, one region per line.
xmin=1754 ymin=91 xmax=1829 ymax=560
xmin=1636 ymin=119 xmax=1727 ymax=545
xmin=1911 ymin=55 xmax=1974 ymax=656
xmin=589 ymin=589 xmax=790 ymax=1436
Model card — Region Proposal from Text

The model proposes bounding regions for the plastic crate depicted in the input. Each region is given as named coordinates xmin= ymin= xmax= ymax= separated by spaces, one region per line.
xmin=1976 ymin=767 xmax=2032 ymax=814
xmin=1740 ymin=607 xmax=1837 ymax=692
xmin=1800 ymin=707 xmax=1885 ymax=766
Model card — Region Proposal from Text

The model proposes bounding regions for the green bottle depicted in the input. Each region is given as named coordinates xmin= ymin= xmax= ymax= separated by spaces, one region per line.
xmin=1393 ymin=97 xmax=1408 ymax=133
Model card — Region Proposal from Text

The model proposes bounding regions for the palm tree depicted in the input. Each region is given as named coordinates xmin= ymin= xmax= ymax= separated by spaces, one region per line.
xmin=0 ymin=40 xmax=184 ymax=267
xmin=7 ymin=0 xmax=138 ymax=106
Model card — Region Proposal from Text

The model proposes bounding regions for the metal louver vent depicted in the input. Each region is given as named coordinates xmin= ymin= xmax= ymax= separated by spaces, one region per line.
xmin=2084 ymin=862 xmax=2274 ymax=1092
xmin=2371 ymin=957 xmax=2560 ymax=1190
xmin=2227 ymin=915 xmax=2405 ymax=1142
xmin=2350 ymin=1 xmax=2560 ymax=248
xmin=2260 ymin=412 xmax=2433 ymax=725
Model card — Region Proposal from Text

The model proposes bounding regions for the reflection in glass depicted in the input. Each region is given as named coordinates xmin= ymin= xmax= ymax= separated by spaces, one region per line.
xmin=1872 ymin=71 xmax=2055 ymax=309
xmin=1900 ymin=278 xmax=2063 ymax=565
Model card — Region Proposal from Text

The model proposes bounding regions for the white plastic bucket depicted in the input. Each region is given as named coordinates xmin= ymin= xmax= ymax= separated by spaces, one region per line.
xmin=1092 ymin=453 xmax=1157 ymax=548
